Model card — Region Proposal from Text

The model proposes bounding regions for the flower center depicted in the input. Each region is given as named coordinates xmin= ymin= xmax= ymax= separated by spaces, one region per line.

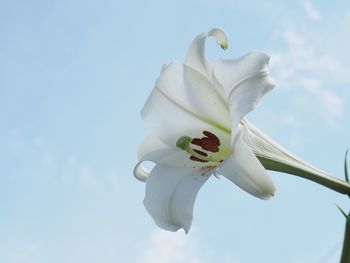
xmin=176 ymin=130 xmax=230 ymax=164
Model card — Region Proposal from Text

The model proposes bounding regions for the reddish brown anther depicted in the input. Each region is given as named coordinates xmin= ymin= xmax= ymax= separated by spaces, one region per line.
xmin=190 ymin=131 xmax=221 ymax=153
xmin=200 ymin=138 xmax=219 ymax=152
xmin=188 ymin=130 xmax=222 ymax=162
xmin=191 ymin=138 xmax=203 ymax=146
xmin=193 ymin=149 xmax=208 ymax=157
xmin=203 ymin=130 xmax=221 ymax=146
xmin=190 ymin=156 xmax=208 ymax=162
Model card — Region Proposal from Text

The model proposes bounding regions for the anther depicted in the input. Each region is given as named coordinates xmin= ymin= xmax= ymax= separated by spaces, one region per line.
xmin=193 ymin=149 xmax=208 ymax=157
xmin=176 ymin=135 xmax=222 ymax=163
xmin=203 ymin=131 xmax=221 ymax=146
xmin=190 ymin=156 xmax=208 ymax=163
xmin=199 ymin=137 xmax=219 ymax=153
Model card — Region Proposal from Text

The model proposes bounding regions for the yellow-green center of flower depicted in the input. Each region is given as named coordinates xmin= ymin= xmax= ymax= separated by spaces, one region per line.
xmin=176 ymin=130 xmax=230 ymax=165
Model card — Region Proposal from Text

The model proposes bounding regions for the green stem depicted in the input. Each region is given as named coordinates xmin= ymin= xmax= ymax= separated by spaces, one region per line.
xmin=258 ymin=157 xmax=350 ymax=195
xmin=340 ymin=212 xmax=350 ymax=263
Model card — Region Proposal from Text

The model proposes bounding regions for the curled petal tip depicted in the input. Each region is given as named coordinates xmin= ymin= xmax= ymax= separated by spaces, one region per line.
xmin=208 ymin=28 xmax=228 ymax=50
xmin=260 ymin=191 xmax=275 ymax=200
xmin=184 ymin=227 xmax=190 ymax=234
xmin=134 ymin=162 xmax=149 ymax=182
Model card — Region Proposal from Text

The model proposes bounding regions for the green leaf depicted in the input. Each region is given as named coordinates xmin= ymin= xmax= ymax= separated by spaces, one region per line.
xmin=337 ymin=205 xmax=350 ymax=225
xmin=345 ymin=149 xmax=349 ymax=183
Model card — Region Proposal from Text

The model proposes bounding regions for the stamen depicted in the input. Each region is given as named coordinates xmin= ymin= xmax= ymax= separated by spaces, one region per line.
xmin=191 ymin=132 xmax=220 ymax=153
xmin=186 ymin=145 xmax=222 ymax=162
xmin=190 ymin=149 xmax=209 ymax=163
xmin=176 ymin=135 xmax=223 ymax=163
xmin=190 ymin=156 xmax=208 ymax=163
xmin=199 ymin=137 xmax=219 ymax=153
xmin=191 ymin=138 xmax=202 ymax=146
xmin=203 ymin=131 xmax=221 ymax=146
xmin=193 ymin=149 xmax=208 ymax=157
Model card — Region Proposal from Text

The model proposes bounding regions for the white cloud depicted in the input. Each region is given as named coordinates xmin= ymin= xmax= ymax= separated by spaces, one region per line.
xmin=77 ymin=166 xmax=121 ymax=194
xmin=270 ymin=27 xmax=346 ymax=125
xmin=7 ymin=135 xmax=55 ymax=166
xmin=271 ymin=28 xmax=349 ymax=83
xmin=301 ymin=78 xmax=343 ymax=124
xmin=8 ymin=141 xmax=25 ymax=156
xmin=79 ymin=166 xmax=96 ymax=187
xmin=137 ymin=229 xmax=205 ymax=263
xmin=1 ymin=241 xmax=40 ymax=263
xmin=33 ymin=136 xmax=55 ymax=166
xmin=302 ymin=0 xmax=321 ymax=21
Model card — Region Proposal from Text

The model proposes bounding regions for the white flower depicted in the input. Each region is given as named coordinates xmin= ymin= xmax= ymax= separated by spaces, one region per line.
xmin=134 ymin=28 xmax=276 ymax=233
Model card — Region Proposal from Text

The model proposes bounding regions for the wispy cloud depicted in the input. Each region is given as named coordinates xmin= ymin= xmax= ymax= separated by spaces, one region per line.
xmin=0 ymin=241 xmax=40 ymax=263
xmin=270 ymin=27 xmax=346 ymax=125
xmin=302 ymin=0 xmax=321 ymax=21
xmin=137 ymin=229 xmax=205 ymax=263
xmin=301 ymin=78 xmax=343 ymax=124
xmin=33 ymin=136 xmax=55 ymax=166
xmin=77 ymin=166 xmax=120 ymax=193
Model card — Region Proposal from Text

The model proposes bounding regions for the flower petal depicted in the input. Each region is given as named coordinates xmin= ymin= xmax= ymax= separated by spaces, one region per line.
xmin=134 ymin=162 xmax=150 ymax=182
xmin=185 ymin=28 xmax=229 ymax=103
xmin=185 ymin=28 xmax=228 ymax=78
xmin=138 ymin=134 xmax=175 ymax=162
xmin=213 ymin=51 xmax=275 ymax=134
xmin=216 ymin=128 xmax=276 ymax=199
xmin=185 ymin=32 xmax=210 ymax=78
xmin=141 ymin=61 xmax=231 ymax=147
xmin=144 ymin=163 xmax=210 ymax=233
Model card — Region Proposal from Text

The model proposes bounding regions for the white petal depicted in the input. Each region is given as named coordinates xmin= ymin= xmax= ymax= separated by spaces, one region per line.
xmin=135 ymin=135 xmax=175 ymax=182
xmin=161 ymin=62 xmax=230 ymax=129
xmin=213 ymin=51 xmax=275 ymax=134
xmin=138 ymin=134 xmax=175 ymax=162
xmin=185 ymin=32 xmax=210 ymax=78
xmin=216 ymin=128 xmax=275 ymax=199
xmin=141 ymin=85 xmax=212 ymax=144
xmin=141 ymin=61 xmax=231 ymax=147
xmin=144 ymin=164 xmax=210 ymax=233
xmin=208 ymin=28 xmax=229 ymax=50
xmin=185 ymin=28 xmax=229 ymax=79
xmin=134 ymin=162 xmax=150 ymax=182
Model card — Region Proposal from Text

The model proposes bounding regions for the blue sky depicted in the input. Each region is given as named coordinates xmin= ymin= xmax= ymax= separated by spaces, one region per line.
xmin=1 ymin=0 xmax=350 ymax=262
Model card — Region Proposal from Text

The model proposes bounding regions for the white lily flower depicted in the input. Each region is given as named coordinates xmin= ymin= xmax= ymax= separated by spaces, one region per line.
xmin=134 ymin=28 xmax=276 ymax=233
xmin=134 ymin=28 xmax=350 ymax=233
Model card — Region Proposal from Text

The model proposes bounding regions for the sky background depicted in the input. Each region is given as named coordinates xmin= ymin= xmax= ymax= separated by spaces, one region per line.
xmin=1 ymin=0 xmax=350 ymax=262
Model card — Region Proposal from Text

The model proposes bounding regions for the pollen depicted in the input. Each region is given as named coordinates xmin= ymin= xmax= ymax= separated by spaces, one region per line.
xmin=176 ymin=130 xmax=226 ymax=165
xmin=203 ymin=131 xmax=221 ymax=146
xmin=190 ymin=156 xmax=208 ymax=163
xmin=190 ymin=131 xmax=221 ymax=153
xmin=193 ymin=149 xmax=208 ymax=157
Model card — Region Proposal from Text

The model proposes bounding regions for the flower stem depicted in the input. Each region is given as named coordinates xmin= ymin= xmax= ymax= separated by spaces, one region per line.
xmin=258 ymin=157 xmax=350 ymax=195
xmin=340 ymin=212 xmax=350 ymax=263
